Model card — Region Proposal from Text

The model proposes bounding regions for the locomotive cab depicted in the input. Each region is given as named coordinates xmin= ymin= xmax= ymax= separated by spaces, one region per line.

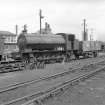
xmin=56 ymin=33 xmax=79 ymax=60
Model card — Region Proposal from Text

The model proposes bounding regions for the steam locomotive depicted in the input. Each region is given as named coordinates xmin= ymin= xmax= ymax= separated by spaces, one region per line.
xmin=17 ymin=30 xmax=101 ymax=63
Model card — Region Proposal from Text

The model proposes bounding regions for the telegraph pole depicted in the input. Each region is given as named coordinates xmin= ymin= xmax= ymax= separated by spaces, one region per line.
xmin=39 ymin=9 xmax=44 ymax=34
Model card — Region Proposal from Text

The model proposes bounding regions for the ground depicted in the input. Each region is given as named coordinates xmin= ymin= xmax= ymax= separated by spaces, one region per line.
xmin=44 ymin=71 xmax=105 ymax=105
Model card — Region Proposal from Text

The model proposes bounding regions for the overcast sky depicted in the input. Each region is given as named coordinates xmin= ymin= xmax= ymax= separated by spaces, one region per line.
xmin=0 ymin=0 xmax=105 ymax=41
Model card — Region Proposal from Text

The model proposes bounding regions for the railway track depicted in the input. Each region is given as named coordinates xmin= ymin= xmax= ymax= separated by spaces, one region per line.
xmin=22 ymin=66 xmax=105 ymax=105
xmin=0 ymin=56 xmax=105 ymax=90
xmin=3 ymin=64 xmax=105 ymax=105
xmin=1 ymin=57 xmax=105 ymax=105
xmin=0 ymin=56 xmax=104 ymax=89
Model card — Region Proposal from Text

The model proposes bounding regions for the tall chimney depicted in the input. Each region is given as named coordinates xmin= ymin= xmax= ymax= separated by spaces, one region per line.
xmin=86 ymin=29 xmax=88 ymax=41
xmin=83 ymin=19 xmax=88 ymax=41
xmin=16 ymin=25 xmax=18 ymax=35
xmin=39 ymin=9 xmax=44 ymax=34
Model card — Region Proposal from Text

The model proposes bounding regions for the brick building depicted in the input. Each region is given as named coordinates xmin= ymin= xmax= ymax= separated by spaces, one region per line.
xmin=0 ymin=31 xmax=19 ymax=60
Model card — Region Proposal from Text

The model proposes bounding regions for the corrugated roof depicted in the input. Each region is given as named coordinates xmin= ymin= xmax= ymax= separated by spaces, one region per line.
xmin=24 ymin=33 xmax=65 ymax=44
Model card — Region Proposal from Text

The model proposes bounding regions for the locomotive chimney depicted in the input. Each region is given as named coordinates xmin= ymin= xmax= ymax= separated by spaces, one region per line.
xmin=22 ymin=24 xmax=27 ymax=34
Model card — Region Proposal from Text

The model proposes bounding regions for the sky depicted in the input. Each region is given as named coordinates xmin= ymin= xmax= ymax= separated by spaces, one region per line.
xmin=0 ymin=0 xmax=105 ymax=41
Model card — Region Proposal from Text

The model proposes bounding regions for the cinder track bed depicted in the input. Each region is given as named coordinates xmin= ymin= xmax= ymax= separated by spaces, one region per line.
xmin=1 ymin=57 xmax=105 ymax=105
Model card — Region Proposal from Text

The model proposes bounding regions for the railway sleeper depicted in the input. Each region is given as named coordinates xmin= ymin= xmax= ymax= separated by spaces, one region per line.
xmin=38 ymin=89 xmax=64 ymax=105
xmin=40 ymin=94 xmax=54 ymax=104
xmin=50 ymin=88 xmax=64 ymax=97
xmin=70 ymin=80 xmax=80 ymax=86
xmin=33 ymin=100 xmax=41 ymax=105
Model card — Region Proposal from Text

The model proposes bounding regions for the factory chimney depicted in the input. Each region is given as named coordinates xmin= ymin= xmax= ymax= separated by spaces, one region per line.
xmin=83 ymin=19 xmax=88 ymax=41
xmin=39 ymin=9 xmax=44 ymax=34
xmin=45 ymin=22 xmax=51 ymax=34
xmin=16 ymin=25 xmax=18 ymax=35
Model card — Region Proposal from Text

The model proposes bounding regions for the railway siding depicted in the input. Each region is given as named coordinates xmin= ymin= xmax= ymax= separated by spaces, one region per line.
xmin=0 ymin=56 xmax=104 ymax=91
xmin=19 ymin=66 xmax=105 ymax=105
xmin=1 ymin=59 xmax=105 ymax=105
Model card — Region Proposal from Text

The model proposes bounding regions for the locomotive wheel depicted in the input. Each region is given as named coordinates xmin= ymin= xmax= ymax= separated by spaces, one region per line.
xmin=37 ymin=61 xmax=45 ymax=69
xmin=30 ymin=63 xmax=36 ymax=70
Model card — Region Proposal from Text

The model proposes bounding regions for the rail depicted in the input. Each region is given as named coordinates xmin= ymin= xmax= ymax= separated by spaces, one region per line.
xmin=3 ymin=65 xmax=105 ymax=105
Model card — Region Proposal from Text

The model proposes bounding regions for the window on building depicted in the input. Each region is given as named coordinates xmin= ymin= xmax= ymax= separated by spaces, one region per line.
xmin=11 ymin=37 xmax=16 ymax=43
xmin=5 ymin=45 xmax=8 ymax=49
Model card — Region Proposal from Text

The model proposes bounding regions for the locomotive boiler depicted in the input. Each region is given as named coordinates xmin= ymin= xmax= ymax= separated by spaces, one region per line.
xmin=17 ymin=31 xmax=79 ymax=63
